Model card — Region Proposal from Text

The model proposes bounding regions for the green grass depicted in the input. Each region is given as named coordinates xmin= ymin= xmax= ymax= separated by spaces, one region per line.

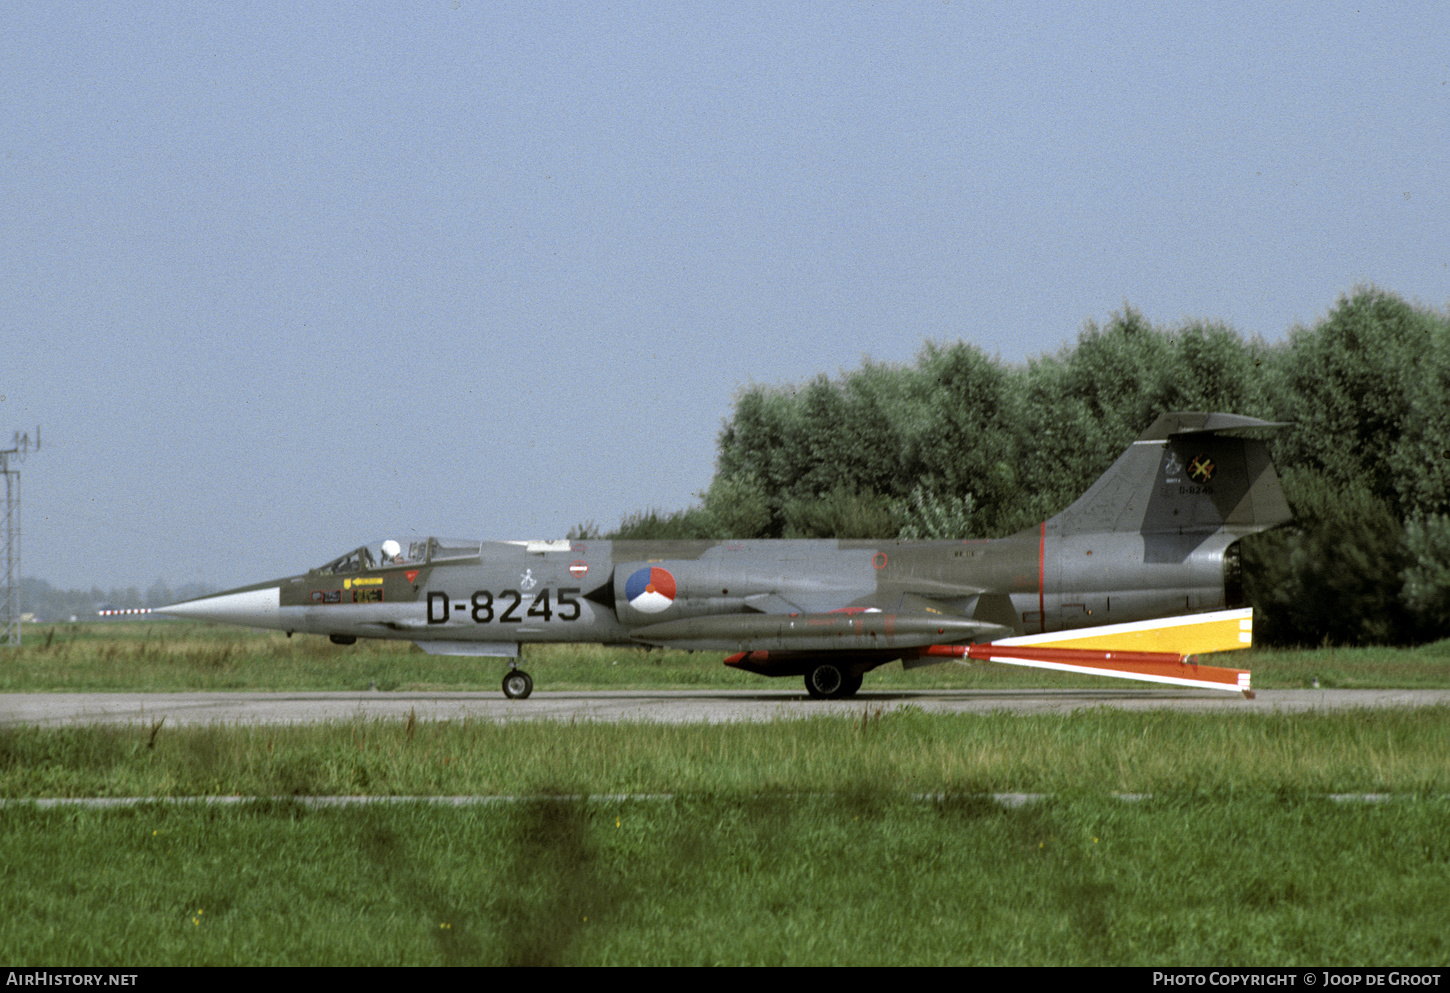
xmin=3 ymin=710 xmax=1447 ymax=965
xmin=1231 ymin=640 xmax=1450 ymax=689
xmin=2 ymin=794 xmax=1446 ymax=965
xmin=5 ymin=625 xmax=1450 ymax=964
xmin=5 ymin=619 xmax=1450 ymax=692
xmin=4 ymin=707 xmax=1449 ymax=799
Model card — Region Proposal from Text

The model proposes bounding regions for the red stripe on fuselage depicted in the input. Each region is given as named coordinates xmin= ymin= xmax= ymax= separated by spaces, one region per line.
xmin=1038 ymin=520 xmax=1046 ymax=634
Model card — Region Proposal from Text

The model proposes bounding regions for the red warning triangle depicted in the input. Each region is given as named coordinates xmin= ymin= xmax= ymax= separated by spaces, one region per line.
xmin=405 ymin=570 xmax=419 ymax=583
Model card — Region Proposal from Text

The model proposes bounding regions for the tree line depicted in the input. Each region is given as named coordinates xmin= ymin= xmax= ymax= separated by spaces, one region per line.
xmin=586 ymin=287 xmax=1450 ymax=646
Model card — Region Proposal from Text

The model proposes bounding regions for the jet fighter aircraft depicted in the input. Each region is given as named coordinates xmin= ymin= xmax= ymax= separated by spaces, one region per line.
xmin=159 ymin=412 xmax=1292 ymax=699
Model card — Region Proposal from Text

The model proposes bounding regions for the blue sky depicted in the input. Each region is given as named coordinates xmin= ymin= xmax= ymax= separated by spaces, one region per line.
xmin=3 ymin=1 xmax=1446 ymax=591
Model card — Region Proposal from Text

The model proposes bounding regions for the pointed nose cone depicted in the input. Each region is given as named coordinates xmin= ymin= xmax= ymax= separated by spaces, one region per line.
xmin=156 ymin=584 xmax=283 ymax=629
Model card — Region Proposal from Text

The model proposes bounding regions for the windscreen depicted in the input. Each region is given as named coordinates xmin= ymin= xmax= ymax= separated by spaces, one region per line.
xmin=313 ymin=538 xmax=433 ymax=574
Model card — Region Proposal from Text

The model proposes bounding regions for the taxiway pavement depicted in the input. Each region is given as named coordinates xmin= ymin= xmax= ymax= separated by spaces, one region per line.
xmin=4 ymin=688 xmax=1449 ymax=726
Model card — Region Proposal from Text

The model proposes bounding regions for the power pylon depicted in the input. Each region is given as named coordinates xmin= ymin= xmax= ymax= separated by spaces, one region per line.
xmin=2 ymin=428 xmax=39 ymax=648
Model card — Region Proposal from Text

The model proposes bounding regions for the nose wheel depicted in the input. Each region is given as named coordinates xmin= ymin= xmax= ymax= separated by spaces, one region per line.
xmin=502 ymin=669 xmax=534 ymax=700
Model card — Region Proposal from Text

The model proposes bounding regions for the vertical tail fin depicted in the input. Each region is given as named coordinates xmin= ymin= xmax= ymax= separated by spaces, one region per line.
xmin=1051 ymin=412 xmax=1293 ymax=538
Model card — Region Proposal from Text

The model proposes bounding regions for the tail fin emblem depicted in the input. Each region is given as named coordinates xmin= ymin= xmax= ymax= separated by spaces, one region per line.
xmin=1188 ymin=455 xmax=1216 ymax=483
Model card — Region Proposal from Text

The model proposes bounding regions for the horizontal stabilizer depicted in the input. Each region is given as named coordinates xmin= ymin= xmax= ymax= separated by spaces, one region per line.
xmin=1138 ymin=412 xmax=1291 ymax=439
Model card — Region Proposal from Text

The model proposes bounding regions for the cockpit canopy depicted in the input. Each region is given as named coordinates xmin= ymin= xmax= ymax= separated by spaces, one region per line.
xmin=311 ymin=537 xmax=480 ymax=575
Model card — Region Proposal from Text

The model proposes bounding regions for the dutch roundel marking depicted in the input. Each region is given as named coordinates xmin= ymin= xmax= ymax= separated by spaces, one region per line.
xmin=625 ymin=566 xmax=677 ymax=614
xmin=569 ymin=560 xmax=589 ymax=578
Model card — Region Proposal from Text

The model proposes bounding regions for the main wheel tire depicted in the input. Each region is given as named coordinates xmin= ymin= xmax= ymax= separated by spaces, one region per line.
xmin=804 ymin=663 xmax=846 ymax=699
xmin=841 ymin=673 xmax=863 ymax=698
xmin=502 ymin=670 xmax=533 ymax=700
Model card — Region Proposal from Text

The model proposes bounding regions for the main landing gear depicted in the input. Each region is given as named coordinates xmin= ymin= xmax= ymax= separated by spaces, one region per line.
xmin=502 ymin=667 xmax=533 ymax=700
xmin=804 ymin=662 xmax=863 ymax=700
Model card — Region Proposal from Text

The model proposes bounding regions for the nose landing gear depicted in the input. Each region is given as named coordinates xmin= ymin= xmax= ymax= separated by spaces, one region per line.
xmin=502 ymin=668 xmax=533 ymax=699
